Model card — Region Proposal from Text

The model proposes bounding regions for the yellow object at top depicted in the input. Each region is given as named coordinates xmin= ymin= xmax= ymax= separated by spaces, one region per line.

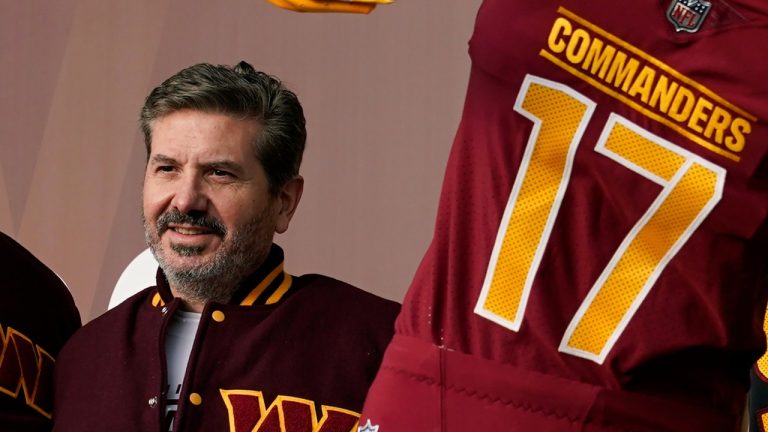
xmin=266 ymin=0 xmax=393 ymax=14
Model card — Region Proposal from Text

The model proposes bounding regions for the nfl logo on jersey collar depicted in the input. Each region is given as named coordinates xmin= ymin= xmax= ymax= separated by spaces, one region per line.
xmin=357 ymin=419 xmax=379 ymax=432
xmin=667 ymin=0 xmax=712 ymax=32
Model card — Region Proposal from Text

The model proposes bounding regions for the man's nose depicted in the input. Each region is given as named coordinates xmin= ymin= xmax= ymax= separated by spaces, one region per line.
xmin=170 ymin=174 xmax=207 ymax=214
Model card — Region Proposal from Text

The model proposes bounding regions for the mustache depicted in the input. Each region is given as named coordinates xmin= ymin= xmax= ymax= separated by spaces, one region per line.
xmin=157 ymin=209 xmax=227 ymax=237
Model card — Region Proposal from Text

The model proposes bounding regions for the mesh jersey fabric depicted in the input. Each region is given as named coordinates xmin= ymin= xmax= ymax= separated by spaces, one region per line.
xmin=363 ymin=1 xmax=768 ymax=430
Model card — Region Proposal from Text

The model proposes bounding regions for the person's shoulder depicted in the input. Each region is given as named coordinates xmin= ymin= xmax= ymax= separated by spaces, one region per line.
xmin=83 ymin=286 xmax=157 ymax=328
xmin=0 ymin=231 xmax=81 ymax=346
xmin=287 ymin=274 xmax=399 ymax=348
xmin=295 ymin=274 xmax=399 ymax=306
xmin=58 ymin=287 xmax=157 ymax=357
xmin=291 ymin=273 xmax=400 ymax=322
xmin=0 ymin=230 xmax=41 ymax=262
xmin=0 ymin=231 xmax=67 ymax=288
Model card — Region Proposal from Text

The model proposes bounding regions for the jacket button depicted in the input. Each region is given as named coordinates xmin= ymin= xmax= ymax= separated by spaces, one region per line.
xmin=148 ymin=396 xmax=158 ymax=408
xmin=212 ymin=310 xmax=225 ymax=322
xmin=161 ymin=306 xmax=168 ymax=315
xmin=189 ymin=393 xmax=203 ymax=405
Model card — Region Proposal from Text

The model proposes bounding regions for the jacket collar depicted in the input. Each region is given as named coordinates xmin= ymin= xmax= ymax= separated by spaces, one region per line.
xmin=151 ymin=244 xmax=293 ymax=308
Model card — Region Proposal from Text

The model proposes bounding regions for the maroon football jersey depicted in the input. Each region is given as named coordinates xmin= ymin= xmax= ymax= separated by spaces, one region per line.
xmin=394 ymin=0 xmax=768 ymax=422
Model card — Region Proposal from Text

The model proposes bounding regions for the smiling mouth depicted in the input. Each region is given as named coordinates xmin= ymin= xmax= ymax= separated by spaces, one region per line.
xmin=168 ymin=225 xmax=217 ymax=236
xmin=155 ymin=209 xmax=227 ymax=237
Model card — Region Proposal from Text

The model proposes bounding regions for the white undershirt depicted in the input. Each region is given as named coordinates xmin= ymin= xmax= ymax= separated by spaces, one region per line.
xmin=164 ymin=310 xmax=201 ymax=431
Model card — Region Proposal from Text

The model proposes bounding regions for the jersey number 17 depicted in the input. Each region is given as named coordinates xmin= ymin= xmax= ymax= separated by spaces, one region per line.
xmin=475 ymin=75 xmax=725 ymax=364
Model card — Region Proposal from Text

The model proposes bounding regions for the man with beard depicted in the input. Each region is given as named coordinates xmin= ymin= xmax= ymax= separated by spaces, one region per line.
xmin=52 ymin=61 xmax=399 ymax=432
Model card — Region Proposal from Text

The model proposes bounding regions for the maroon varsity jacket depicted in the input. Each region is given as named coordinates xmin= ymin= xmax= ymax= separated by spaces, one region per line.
xmin=52 ymin=245 xmax=399 ymax=432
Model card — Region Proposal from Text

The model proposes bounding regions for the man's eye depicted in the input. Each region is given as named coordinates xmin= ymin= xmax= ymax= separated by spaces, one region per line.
xmin=157 ymin=165 xmax=175 ymax=173
xmin=212 ymin=169 xmax=232 ymax=177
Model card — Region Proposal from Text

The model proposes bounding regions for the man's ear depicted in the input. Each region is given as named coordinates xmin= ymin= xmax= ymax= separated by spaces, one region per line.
xmin=274 ymin=175 xmax=304 ymax=234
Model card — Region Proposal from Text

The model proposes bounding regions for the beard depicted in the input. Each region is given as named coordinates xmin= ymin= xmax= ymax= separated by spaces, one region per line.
xmin=143 ymin=207 xmax=275 ymax=305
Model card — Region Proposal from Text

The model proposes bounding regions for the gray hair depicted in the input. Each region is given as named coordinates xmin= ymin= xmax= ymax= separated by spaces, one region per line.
xmin=140 ymin=61 xmax=306 ymax=194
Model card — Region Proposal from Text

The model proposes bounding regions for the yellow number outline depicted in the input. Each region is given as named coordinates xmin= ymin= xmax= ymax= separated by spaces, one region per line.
xmin=474 ymin=75 xmax=725 ymax=364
